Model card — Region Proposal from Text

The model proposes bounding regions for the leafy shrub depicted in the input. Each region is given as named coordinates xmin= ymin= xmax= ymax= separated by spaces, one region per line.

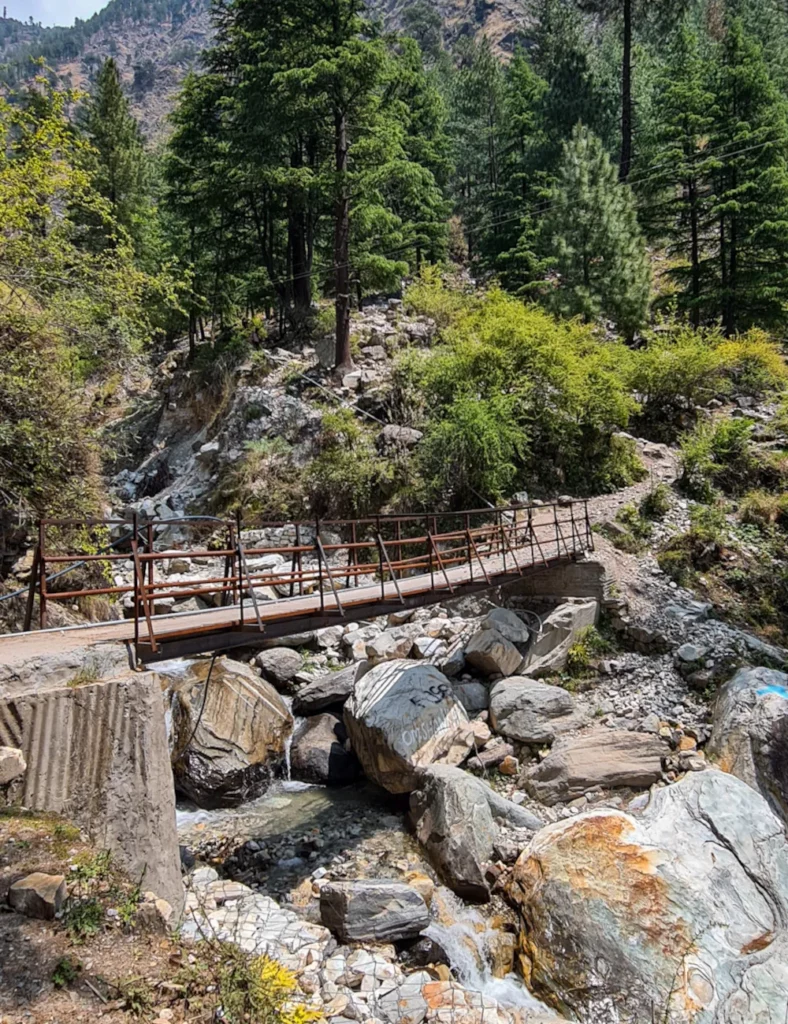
xmin=305 ymin=409 xmax=410 ymax=518
xmin=566 ymin=626 xmax=609 ymax=677
xmin=216 ymin=437 xmax=305 ymax=520
xmin=631 ymin=325 xmax=786 ymax=440
xmin=739 ymin=490 xmax=788 ymax=530
xmin=639 ymin=483 xmax=672 ymax=520
xmin=52 ymin=955 xmax=82 ymax=989
xmin=679 ymin=417 xmax=757 ymax=500
xmin=658 ymin=503 xmax=727 ymax=583
xmin=179 ymin=946 xmax=320 ymax=1024
xmin=404 ymin=265 xmax=470 ymax=327
xmin=399 ymin=288 xmax=641 ymax=506
xmin=605 ymin=502 xmax=653 ymax=553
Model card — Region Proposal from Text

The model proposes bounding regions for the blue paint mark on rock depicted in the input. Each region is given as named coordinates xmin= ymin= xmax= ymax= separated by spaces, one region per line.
xmin=756 ymin=684 xmax=788 ymax=699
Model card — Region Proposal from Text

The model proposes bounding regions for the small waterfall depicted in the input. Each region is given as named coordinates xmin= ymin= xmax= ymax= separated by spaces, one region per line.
xmin=281 ymin=696 xmax=304 ymax=783
xmin=425 ymin=890 xmax=552 ymax=1013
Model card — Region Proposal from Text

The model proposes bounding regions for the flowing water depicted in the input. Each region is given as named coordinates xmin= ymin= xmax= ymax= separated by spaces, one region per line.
xmin=425 ymin=890 xmax=553 ymax=1014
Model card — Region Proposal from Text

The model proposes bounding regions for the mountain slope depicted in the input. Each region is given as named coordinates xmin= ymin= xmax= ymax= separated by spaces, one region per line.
xmin=1 ymin=0 xmax=527 ymax=138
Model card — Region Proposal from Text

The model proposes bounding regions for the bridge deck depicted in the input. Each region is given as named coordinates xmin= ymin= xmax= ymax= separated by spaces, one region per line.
xmin=0 ymin=503 xmax=593 ymax=666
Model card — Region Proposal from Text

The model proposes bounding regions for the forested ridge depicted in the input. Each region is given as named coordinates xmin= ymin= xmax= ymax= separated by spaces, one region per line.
xmin=5 ymin=0 xmax=788 ymax=636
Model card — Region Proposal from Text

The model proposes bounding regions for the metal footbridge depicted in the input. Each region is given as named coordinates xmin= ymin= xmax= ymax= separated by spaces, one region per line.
xmin=0 ymin=501 xmax=593 ymax=666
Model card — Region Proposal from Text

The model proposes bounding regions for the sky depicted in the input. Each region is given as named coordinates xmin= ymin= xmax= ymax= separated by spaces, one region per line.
xmin=5 ymin=0 xmax=105 ymax=26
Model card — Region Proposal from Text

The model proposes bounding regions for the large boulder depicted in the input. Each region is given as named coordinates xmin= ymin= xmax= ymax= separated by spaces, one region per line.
xmin=366 ymin=630 xmax=415 ymax=664
xmin=254 ymin=647 xmax=302 ymax=692
xmin=344 ymin=661 xmax=470 ymax=793
xmin=289 ymin=713 xmax=360 ymax=786
xmin=525 ymin=729 xmax=665 ymax=806
xmin=509 ymin=770 xmax=788 ymax=1023
xmin=159 ymin=657 xmax=292 ymax=808
xmin=410 ymin=764 xmax=542 ymax=902
xmin=292 ymin=661 xmax=370 ymax=715
xmin=320 ymin=880 xmax=430 ymax=943
xmin=464 ymin=629 xmax=523 ymax=678
xmin=489 ymin=677 xmax=583 ymax=745
xmin=480 ymin=608 xmax=531 ymax=645
xmin=523 ymin=601 xmax=599 ymax=677
xmin=708 ymin=666 xmax=788 ymax=820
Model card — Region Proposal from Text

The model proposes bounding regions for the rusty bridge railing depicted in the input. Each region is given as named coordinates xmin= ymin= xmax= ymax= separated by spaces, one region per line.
xmin=20 ymin=501 xmax=594 ymax=653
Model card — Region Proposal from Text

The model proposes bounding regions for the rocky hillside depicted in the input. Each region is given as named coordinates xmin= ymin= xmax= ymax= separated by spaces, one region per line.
xmin=0 ymin=0 xmax=526 ymax=138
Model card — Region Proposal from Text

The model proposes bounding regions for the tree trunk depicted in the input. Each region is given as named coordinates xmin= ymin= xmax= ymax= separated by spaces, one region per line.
xmin=619 ymin=0 xmax=633 ymax=181
xmin=289 ymin=145 xmax=312 ymax=315
xmin=334 ymin=108 xmax=353 ymax=372
xmin=688 ymin=175 xmax=701 ymax=328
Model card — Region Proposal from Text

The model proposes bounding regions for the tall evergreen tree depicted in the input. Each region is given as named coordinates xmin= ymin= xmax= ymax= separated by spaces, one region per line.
xmin=648 ymin=20 xmax=716 ymax=325
xmin=709 ymin=18 xmax=788 ymax=334
xmin=78 ymin=58 xmax=148 ymax=253
xmin=544 ymin=125 xmax=651 ymax=338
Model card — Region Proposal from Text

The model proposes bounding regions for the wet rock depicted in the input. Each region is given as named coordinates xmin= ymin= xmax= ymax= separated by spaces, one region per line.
xmin=410 ymin=764 xmax=542 ymax=902
xmin=159 ymin=657 xmax=292 ymax=808
xmin=254 ymin=648 xmax=303 ymax=691
xmin=489 ymin=677 xmax=582 ymax=745
xmin=344 ymin=660 xmax=470 ymax=793
xmin=293 ymin=661 xmax=370 ymax=716
xmin=320 ymin=880 xmax=430 ymax=943
xmin=708 ymin=666 xmax=788 ymax=820
xmin=509 ymin=770 xmax=788 ymax=1023
xmin=9 ymin=873 xmax=66 ymax=920
xmin=464 ymin=629 xmax=523 ymax=678
xmin=0 ymin=746 xmax=26 ymax=785
xmin=523 ymin=601 xmax=599 ymax=677
xmin=290 ymin=713 xmax=361 ymax=786
xmin=525 ymin=729 xmax=665 ymax=806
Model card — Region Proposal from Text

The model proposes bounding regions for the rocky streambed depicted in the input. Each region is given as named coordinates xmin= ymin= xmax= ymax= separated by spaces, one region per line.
xmin=152 ymin=582 xmax=788 ymax=1024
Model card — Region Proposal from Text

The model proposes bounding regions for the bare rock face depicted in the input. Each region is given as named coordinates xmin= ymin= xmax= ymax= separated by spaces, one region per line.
xmin=509 ymin=771 xmax=788 ymax=1023
xmin=0 ymin=746 xmax=26 ymax=785
xmin=159 ymin=657 xmax=292 ymax=808
xmin=410 ymin=764 xmax=542 ymax=902
xmin=489 ymin=677 xmax=582 ymax=745
xmin=464 ymin=629 xmax=523 ymax=678
xmin=525 ymin=729 xmax=665 ymax=806
xmin=708 ymin=666 xmax=788 ymax=821
xmin=344 ymin=660 xmax=470 ymax=793
xmin=9 ymin=873 xmax=66 ymax=920
xmin=320 ymin=879 xmax=430 ymax=943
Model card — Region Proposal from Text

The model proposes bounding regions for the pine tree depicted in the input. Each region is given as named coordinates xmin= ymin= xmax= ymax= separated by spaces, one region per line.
xmin=544 ymin=125 xmax=651 ymax=338
xmin=575 ymin=0 xmax=690 ymax=180
xmin=648 ymin=20 xmax=716 ymax=325
xmin=78 ymin=58 xmax=148 ymax=253
xmin=709 ymin=19 xmax=788 ymax=334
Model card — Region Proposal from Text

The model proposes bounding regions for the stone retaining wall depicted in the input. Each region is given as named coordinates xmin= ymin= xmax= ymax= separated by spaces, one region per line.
xmin=0 ymin=672 xmax=183 ymax=912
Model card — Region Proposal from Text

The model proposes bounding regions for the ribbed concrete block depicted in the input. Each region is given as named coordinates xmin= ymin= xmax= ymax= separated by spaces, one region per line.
xmin=0 ymin=672 xmax=182 ymax=913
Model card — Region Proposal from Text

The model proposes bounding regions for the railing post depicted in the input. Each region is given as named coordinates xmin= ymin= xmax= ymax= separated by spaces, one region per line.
xmin=376 ymin=515 xmax=385 ymax=600
xmin=146 ymin=522 xmax=155 ymax=594
xmin=554 ymin=504 xmax=560 ymax=559
xmin=38 ymin=520 xmax=47 ymax=630
xmin=236 ymin=510 xmax=244 ymax=622
xmin=23 ymin=543 xmax=41 ymax=632
xmin=132 ymin=512 xmax=140 ymax=650
xmin=295 ymin=523 xmax=303 ymax=596
xmin=585 ymin=500 xmax=594 ymax=552
xmin=316 ymin=518 xmax=324 ymax=613
xmin=499 ymin=510 xmax=507 ymax=573
xmin=426 ymin=515 xmax=434 ymax=591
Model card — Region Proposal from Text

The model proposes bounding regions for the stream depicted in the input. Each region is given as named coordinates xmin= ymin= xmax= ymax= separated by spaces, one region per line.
xmin=176 ymin=781 xmax=553 ymax=1016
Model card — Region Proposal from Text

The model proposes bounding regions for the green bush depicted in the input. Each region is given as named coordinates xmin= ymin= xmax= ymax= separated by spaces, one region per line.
xmin=739 ymin=490 xmax=788 ymax=529
xmin=679 ymin=417 xmax=757 ymax=500
xmin=398 ymin=288 xmax=641 ymax=506
xmin=630 ymin=325 xmax=786 ymax=440
xmin=640 ymin=482 xmax=672 ymax=520
xmin=305 ymin=409 xmax=411 ymax=518
xmin=566 ymin=626 xmax=609 ymax=677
